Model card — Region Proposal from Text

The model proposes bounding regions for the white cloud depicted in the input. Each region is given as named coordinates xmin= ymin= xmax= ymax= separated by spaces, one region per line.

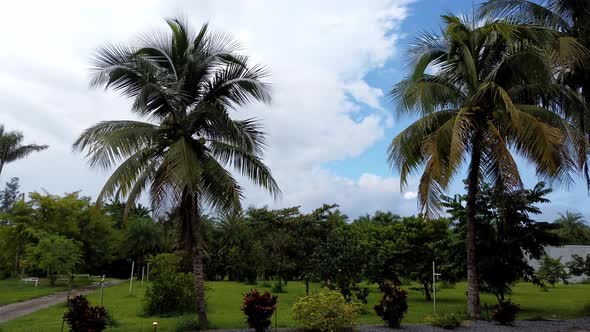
xmin=0 ymin=0 xmax=416 ymax=218
xmin=403 ymin=191 xmax=418 ymax=200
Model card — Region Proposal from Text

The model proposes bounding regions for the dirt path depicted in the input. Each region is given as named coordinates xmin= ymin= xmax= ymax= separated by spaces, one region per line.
xmin=0 ymin=280 xmax=122 ymax=323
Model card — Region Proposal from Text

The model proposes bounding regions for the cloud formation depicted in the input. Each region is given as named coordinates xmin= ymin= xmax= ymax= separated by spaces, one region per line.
xmin=0 ymin=0 xmax=418 ymax=218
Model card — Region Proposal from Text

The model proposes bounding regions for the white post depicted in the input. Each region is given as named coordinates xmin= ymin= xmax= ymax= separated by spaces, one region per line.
xmin=141 ymin=266 xmax=145 ymax=286
xmin=433 ymin=261 xmax=436 ymax=314
xmin=100 ymin=275 xmax=105 ymax=306
xmin=129 ymin=261 xmax=135 ymax=296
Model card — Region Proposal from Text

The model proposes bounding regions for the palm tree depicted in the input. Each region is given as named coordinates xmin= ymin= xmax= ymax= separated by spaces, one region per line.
xmin=0 ymin=125 xmax=48 ymax=177
xmin=216 ymin=209 xmax=246 ymax=250
xmin=388 ymin=15 xmax=579 ymax=317
xmin=124 ymin=217 xmax=162 ymax=271
xmin=479 ymin=0 xmax=590 ymax=187
xmin=554 ymin=211 xmax=590 ymax=244
xmin=73 ymin=18 xmax=279 ymax=326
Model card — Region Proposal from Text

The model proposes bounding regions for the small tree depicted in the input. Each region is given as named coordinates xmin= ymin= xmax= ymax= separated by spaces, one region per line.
xmin=536 ymin=256 xmax=569 ymax=288
xmin=567 ymin=254 xmax=590 ymax=277
xmin=143 ymin=253 xmax=195 ymax=315
xmin=25 ymin=235 xmax=82 ymax=286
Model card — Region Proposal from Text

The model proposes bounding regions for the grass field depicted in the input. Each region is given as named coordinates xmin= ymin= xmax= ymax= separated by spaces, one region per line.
xmin=1 ymin=280 xmax=590 ymax=331
xmin=0 ymin=278 xmax=93 ymax=306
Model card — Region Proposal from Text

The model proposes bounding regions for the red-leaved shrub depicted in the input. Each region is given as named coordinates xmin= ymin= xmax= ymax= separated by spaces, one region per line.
xmin=241 ymin=289 xmax=278 ymax=332
xmin=63 ymin=295 xmax=109 ymax=332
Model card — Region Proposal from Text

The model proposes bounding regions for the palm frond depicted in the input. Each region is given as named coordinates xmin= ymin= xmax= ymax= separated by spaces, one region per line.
xmin=73 ymin=120 xmax=159 ymax=170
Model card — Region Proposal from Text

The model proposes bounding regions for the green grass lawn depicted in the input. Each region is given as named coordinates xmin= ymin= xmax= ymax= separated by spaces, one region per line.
xmin=1 ymin=280 xmax=590 ymax=331
xmin=0 ymin=278 xmax=93 ymax=306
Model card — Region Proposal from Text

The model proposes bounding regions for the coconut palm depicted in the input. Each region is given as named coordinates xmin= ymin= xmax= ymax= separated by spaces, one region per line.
xmin=388 ymin=15 xmax=580 ymax=317
xmin=554 ymin=210 xmax=590 ymax=244
xmin=0 ymin=125 xmax=48 ymax=177
xmin=479 ymin=0 xmax=590 ymax=187
xmin=73 ymin=18 xmax=279 ymax=326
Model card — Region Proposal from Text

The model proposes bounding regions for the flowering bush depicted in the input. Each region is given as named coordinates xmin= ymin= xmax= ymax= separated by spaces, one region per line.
xmin=291 ymin=289 xmax=360 ymax=332
xmin=241 ymin=289 xmax=278 ymax=332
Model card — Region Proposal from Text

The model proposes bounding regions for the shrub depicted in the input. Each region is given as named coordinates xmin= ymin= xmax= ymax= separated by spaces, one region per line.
xmin=173 ymin=315 xmax=204 ymax=332
xmin=491 ymin=300 xmax=520 ymax=325
xmin=536 ymin=255 xmax=569 ymax=287
xmin=424 ymin=313 xmax=463 ymax=329
xmin=373 ymin=281 xmax=408 ymax=328
xmin=354 ymin=287 xmax=370 ymax=304
xmin=271 ymin=281 xmax=286 ymax=293
xmin=63 ymin=295 xmax=109 ymax=332
xmin=241 ymin=289 xmax=278 ymax=332
xmin=144 ymin=253 xmax=196 ymax=315
xmin=292 ymin=289 xmax=360 ymax=332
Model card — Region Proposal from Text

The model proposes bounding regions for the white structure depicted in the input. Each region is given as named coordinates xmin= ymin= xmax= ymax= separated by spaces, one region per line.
xmin=529 ymin=245 xmax=590 ymax=283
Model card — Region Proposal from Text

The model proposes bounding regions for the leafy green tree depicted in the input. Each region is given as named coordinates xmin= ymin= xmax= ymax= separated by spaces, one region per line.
xmin=554 ymin=211 xmax=590 ymax=244
xmin=103 ymin=200 xmax=151 ymax=229
xmin=443 ymin=182 xmax=560 ymax=301
xmin=123 ymin=217 xmax=162 ymax=271
xmin=0 ymin=125 xmax=48 ymax=177
xmin=312 ymin=224 xmax=368 ymax=301
xmin=0 ymin=192 xmax=120 ymax=276
xmin=567 ymin=254 xmax=590 ymax=277
xmin=0 ymin=177 xmax=20 ymax=214
xmin=25 ymin=235 xmax=83 ymax=286
xmin=73 ymin=19 xmax=279 ymax=325
xmin=536 ymin=255 xmax=569 ymax=287
xmin=388 ymin=15 xmax=577 ymax=317
xmin=399 ymin=216 xmax=453 ymax=301
xmin=79 ymin=206 xmax=121 ymax=274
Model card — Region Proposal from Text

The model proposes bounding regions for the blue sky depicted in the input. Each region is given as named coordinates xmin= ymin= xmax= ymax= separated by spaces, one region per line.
xmin=325 ymin=0 xmax=590 ymax=221
xmin=0 ymin=0 xmax=587 ymax=222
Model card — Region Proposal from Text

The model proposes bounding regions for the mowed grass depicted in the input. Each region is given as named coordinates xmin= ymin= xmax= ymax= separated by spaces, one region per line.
xmin=2 ymin=280 xmax=590 ymax=331
xmin=0 ymin=278 xmax=93 ymax=306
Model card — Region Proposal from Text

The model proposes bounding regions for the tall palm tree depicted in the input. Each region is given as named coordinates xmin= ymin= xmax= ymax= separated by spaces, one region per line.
xmin=388 ymin=15 xmax=579 ymax=317
xmin=0 ymin=125 xmax=48 ymax=177
xmin=73 ymin=18 xmax=279 ymax=326
xmin=479 ymin=0 xmax=590 ymax=187
xmin=554 ymin=210 xmax=590 ymax=244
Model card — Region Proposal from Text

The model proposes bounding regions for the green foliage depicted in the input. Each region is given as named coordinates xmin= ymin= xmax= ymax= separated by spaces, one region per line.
xmin=0 ymin=125 xmax=48 ymax=178
xmin=536 ymin=255 xmax=570 ymax=288
xmin=424 ymin=313 xmax=463 ymax=329
xmin=491 ymin=300 xmax=520 ymax=325
xmin=241 ymin=289 xmax=277 ymax=332
xmin=567 ymin=254 xmax=590 ymax=277
xmin=291 ymin=289 xmax=360 ymax=332
xmin=0 ymin=177 xmax=19 ymax=214
xmin=173 ymin=315 xmax=204 ymax=332
xmin=373 ymin=281 xmax=409 ymax=328
xmin=63 ymin=295 xmax=109 ymax=332
xmin=123 ymin=217 xmax=161 ymax=267
xmin=553 ymin=211 xmax=590 ymax=245
xmin=271 ymin=281 xmax=286 ymax=294
xmin=143 ymin=253 xmax=195 ymax=316
xmin=312 ymin=223 xmax=367 ymax=300
xmin=25 ymin=235 xmax=82 ymax=286
xmin=0 ymin=192 xmax=122 ymax=277
xmin=443 ymin=182 xmax=560 ymax=301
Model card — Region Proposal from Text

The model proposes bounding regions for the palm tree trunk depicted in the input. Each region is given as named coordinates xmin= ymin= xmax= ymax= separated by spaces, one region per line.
xmin=181 ymin=190 xmax=209 ymax=328
xmin=189 ymin=201 xmax=208 ymax=327
xmin=192 ymin=239 xmax=207 ymax=327
xmin=465 ymin=130 xmax=482 ymax=319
